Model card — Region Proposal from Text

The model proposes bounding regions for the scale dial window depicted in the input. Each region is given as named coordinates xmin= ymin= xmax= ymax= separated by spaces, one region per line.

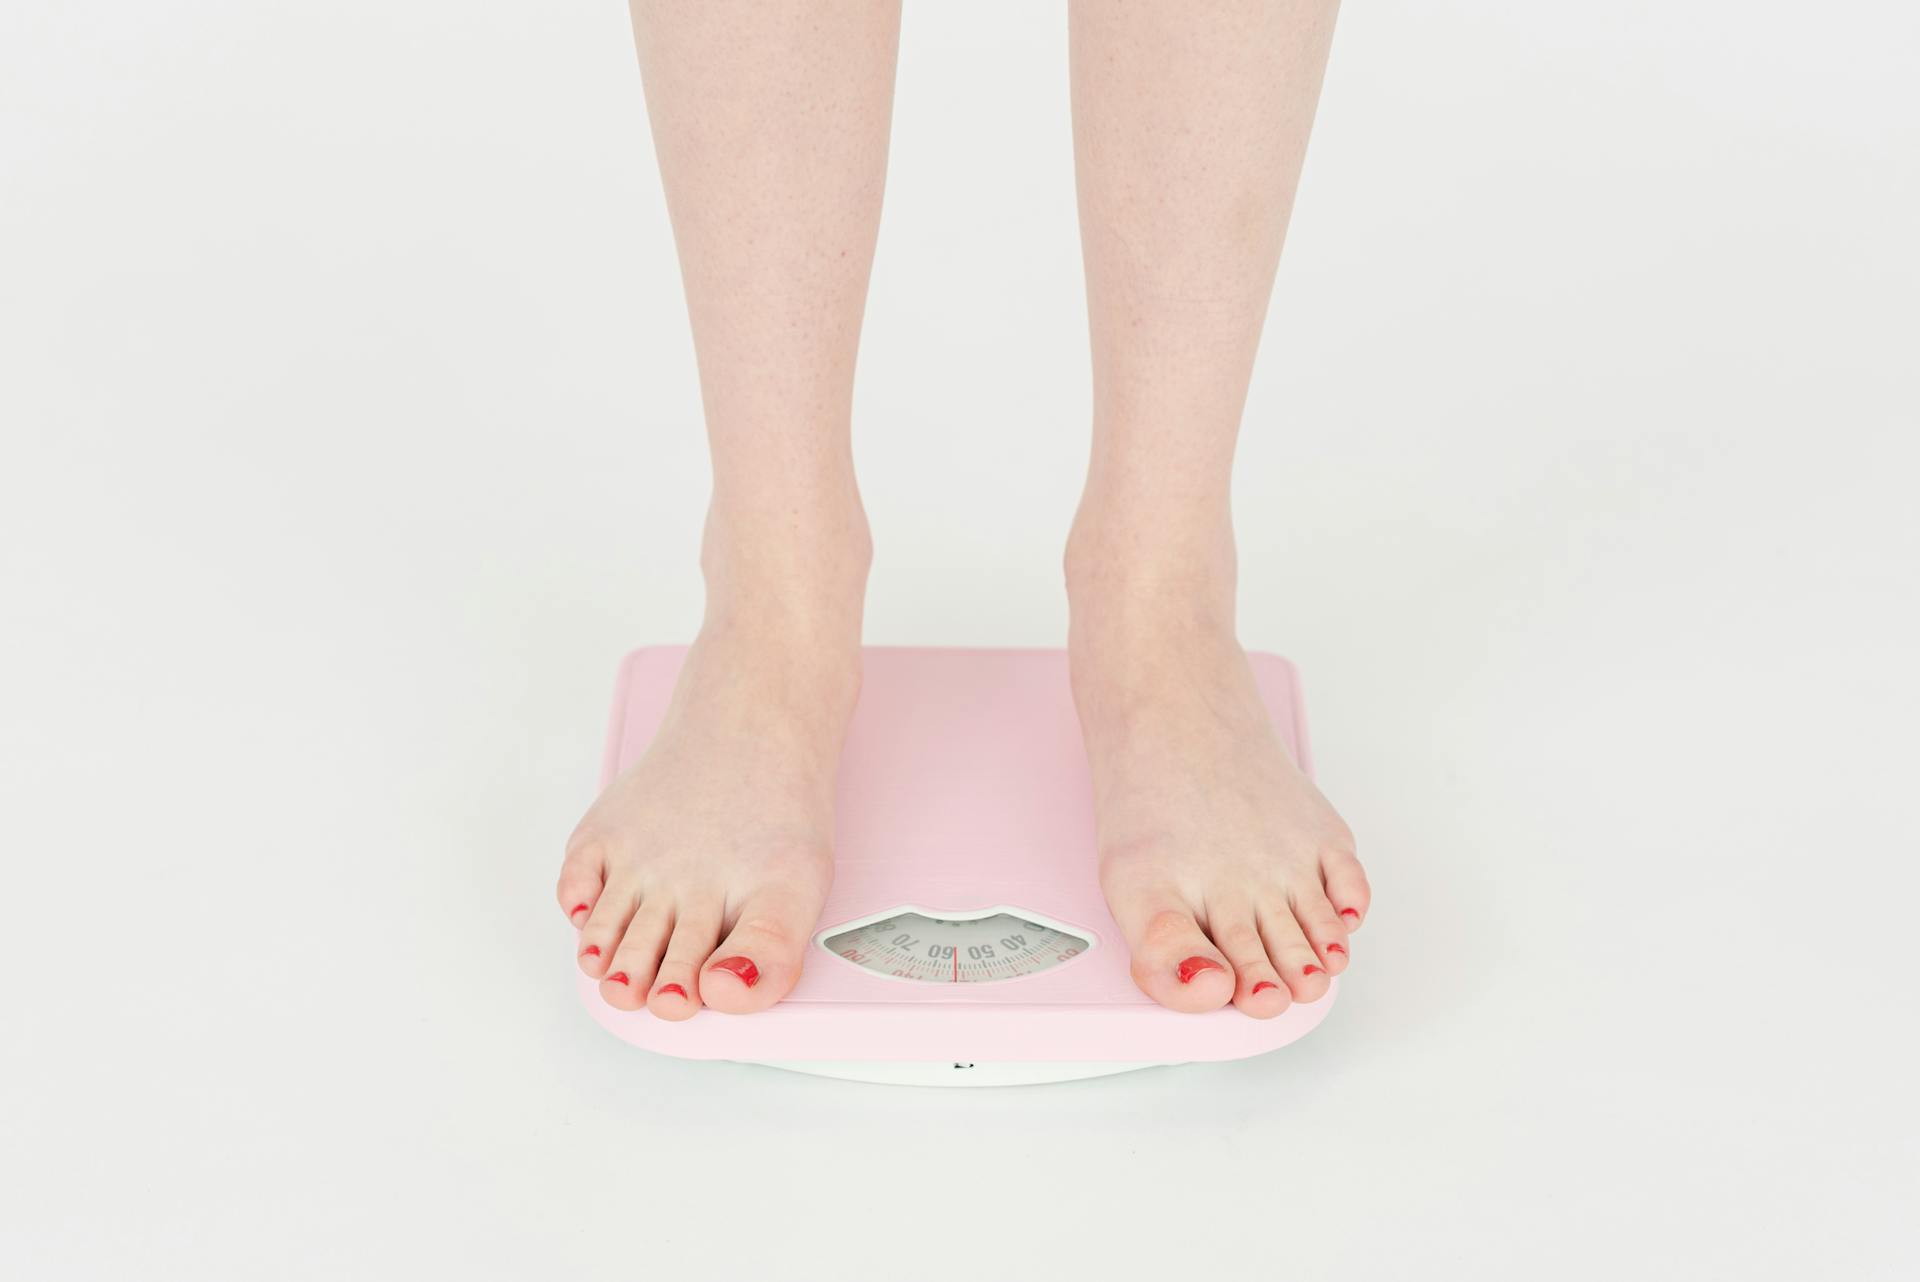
xmin=820 ymin=908 xmax=1092 ymax=984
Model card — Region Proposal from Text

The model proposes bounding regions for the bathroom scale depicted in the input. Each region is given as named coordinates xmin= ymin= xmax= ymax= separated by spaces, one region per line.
xmin=578 ymin=646 xmax=1337 ymax=1086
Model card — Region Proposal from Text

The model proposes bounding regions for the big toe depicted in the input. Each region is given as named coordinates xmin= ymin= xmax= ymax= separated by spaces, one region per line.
xmin=698 ymin=892 xmax=816 ymax=1014
xmin=1119 ymin=904 xmax=1235 ymax=1013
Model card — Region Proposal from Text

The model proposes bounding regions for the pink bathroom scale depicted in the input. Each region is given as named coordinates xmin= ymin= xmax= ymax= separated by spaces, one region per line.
xmin=579 ymin=646 xmax=1337 ymax=1086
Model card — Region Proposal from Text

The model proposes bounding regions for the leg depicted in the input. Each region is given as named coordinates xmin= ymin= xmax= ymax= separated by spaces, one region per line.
xmin=556 ymin=1 xmax=900 ymax=1016
xmin=1065 ymin=0 xmax=1371 ymax=1016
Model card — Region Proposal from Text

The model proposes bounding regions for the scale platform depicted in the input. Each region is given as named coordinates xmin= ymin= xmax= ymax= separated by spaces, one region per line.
xmin=578 ymin=646 xmax=1337 ymax=1086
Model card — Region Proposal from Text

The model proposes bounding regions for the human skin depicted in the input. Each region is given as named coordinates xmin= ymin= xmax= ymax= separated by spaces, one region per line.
xmin=557 ymin=0 xmax=1369 ymax=1019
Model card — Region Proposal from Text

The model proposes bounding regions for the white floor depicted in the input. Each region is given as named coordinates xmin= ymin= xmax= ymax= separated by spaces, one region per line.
xmin=3 ymin=2 xmax=1916 ymax=1278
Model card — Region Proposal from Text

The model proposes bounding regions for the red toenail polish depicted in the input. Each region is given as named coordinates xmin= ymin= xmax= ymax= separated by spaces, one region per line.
xmin=1252 ymin=981 xmax=1279 ymax=994
xmin=658 ymin=983 xmax=686 ymax=998
xmin=1176 ymin=956 xmax=1224 ymax=984
xmin=570 ymin=903 xmax=590 ymax=918
xmin=709 ymin=956 xmax=759 ymax=988
xmin=1339 ymin=908 xmax=1359 ymax=920
xmin=1303 ymin=964 xmax=1323 ymax=976
xmin=1327 ymin=943 xmax=1346 ymax=955
xmin=607 ymin=972 xmax=629 ymax=985
xmin=580 ymin=945 xmax=600 ymax=958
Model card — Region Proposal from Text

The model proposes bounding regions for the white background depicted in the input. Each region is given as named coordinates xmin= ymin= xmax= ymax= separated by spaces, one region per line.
xmin=3 ymin=1 xmax=1917 ymax=1277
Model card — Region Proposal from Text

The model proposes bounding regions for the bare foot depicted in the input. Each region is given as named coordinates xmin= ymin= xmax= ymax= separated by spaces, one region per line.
xmin=556 ymin=531 xmax=866 ymax=1018
xmin=1067 ymin=518 xmax=1371 ymax=1018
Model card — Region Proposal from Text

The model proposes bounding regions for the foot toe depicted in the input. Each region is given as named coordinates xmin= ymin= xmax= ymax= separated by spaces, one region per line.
xmin=1290 ymin=884 xmax=1352 ymax=975
xmin=1322 ymin=847 xmax=1371 ymax=932
xmin=576 ymin=883 xmax=638 ymax=981
xmin=1213 ymin=915 xmax=1292 ymax=1018
xmin=556 ymin=838 xmax=609 ymax=927
xmin=597 ymin=902 xmax=671 ymax=1006
xmin=1122 ymin=906 xmax=1235 ymax=1012
xmin=698 ymin=896 xmax=814 ymax=1013
xmin=648 ymin=905 xmax=723 ymax=1021
xmin=1259 ymin=905 xmax=1332 ymax=1003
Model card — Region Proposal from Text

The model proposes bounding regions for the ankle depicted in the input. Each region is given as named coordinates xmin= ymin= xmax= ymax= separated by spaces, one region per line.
xmin=702 ymin=483 xmax=867 ymax=594
xmin=1064 ymin=494 xmax=1238 ymax=649
xmin=699 ymin=494 xmax=872 ymax=641
xmin=684 ymin=578 xmax=866 ymax=730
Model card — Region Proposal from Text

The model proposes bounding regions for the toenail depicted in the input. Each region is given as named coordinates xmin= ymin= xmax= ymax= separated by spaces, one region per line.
xmin=607 ymin=972 xmax=629 ymax=985
xmin=580 ymin=945 xmax=600 ymax=957
xmin=708 ymin=956 xmax=759 ymax=988
xmin=1302 ymin=964 xmax=1322 ymax=976
xmin=1339 ymin=908 xmax=1359 ymax=920
xmin=1176 ymin=956 xmax=1224 ymax=984
xmin=657 ymin=983 xmax=686 ymax=998
xmin=1326 ymin=943 xmax=1346 ymax=956
xmin=1252 ymin=981 xmax=1279 ymax=994
xmin=570 ymin=903 xmax=590 ymax=919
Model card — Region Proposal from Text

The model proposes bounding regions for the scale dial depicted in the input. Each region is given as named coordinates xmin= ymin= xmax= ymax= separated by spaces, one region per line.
xmin=821 ymin=908 xmax=1092 ymax=984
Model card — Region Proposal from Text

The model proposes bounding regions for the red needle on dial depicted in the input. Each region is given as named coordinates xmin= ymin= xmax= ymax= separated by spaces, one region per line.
xmin=952 ymin=945 xmax=958 ymax=983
